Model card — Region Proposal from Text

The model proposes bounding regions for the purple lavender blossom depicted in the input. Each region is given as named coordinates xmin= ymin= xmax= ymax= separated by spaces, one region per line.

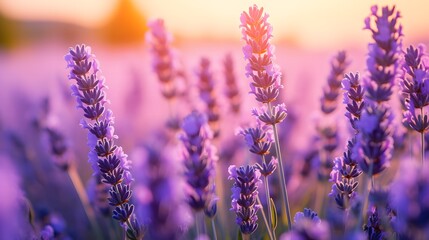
xmin=180 ymin=111 xmax=218 ymax=212
xmin=240 ymin=4 xmax=287 ymax=126
xmin=228 ymin=164 xmax=262 ymax=236
xmin=133 ymin=144 xmax=192 ymax=240
xmin=364 ymin=5 xmax=403 ymax=103
xmin=390 ymin=161 xmax=429 ymax=237
xmin=363 ymin=206 xmax=385 ymax=240
xmin=223 ymin=53 xmax=241 ymax=114
xmin=343 ymin=72 xmax=365 ymax=131
xmin=400 ymin=45 xmax=429 ymax=133
xmin=146 ymin=19 xmax=178 ymax=100
xmin=196 ymin=57 xmax=221 ymax=138
xmin=354 ymin=103 xmax=393 ymax=176
xmin=320 ymin=51 xmax=350 ymax=114
xmin=65 ymin=44 xmax=142 ymax=239
xmin=280 ymin=209 xmax=330 ymax=240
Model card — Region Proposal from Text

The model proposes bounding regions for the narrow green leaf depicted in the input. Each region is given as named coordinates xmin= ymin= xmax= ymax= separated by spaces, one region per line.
xmin=237 ymin=229 xmax=243 ymax=240
xmin=270 ymin=197 xmax=278 ymax=230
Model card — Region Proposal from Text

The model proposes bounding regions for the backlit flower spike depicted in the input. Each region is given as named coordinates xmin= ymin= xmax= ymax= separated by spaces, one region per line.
xmin=65 ymin=44 xmax=142 ymax=239
xmin=228 ymin=164 xmax=262 ymax=236
xmin=146 ymin=19 xmax=179 ymax=100
xmin=343 ymin=72 xmax=365 ymax=131
xmin=364 ymin=5 xmax=403 ymax=103
xmin=240 ymin=4 xmax=282 ymax=104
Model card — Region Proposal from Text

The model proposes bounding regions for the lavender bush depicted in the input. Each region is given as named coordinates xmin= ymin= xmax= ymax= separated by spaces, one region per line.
xmin=3 ymin=2 xmax=429 ymax=240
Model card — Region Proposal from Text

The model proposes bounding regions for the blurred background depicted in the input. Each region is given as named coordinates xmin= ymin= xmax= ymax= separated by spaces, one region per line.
xmin=0 ymin=0 xmax=429 ymax=239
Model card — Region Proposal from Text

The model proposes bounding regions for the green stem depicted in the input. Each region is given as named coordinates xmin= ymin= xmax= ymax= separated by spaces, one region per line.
xmin=272 ymin=122 xmax=292 ymax=230
xmin=262 ymin=156 xmax=275 ymax=239
xmin=68 ymin=166 xmax=103 ymax=239
xmin=256 ymin=196 xmax=274 ymax=240
xmin=211 ymin=218 xmax=218 ymax=240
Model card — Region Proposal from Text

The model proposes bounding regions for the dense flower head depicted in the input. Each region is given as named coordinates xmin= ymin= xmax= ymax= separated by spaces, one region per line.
xmin=237 ymin=120 xmax=274 ymax=156
xmin=343 ymin=72 xmax=366 ymax=131
xmin=364 ymin=5 xmax=403 ymax=103
xmin=252 ymin=103 xmax=287 ymax=125
xmin=363 ymin=206 xmax=385 ymax=240
xmin=329 ymin=139 xmax=362 ymax=209
xmin=65 ymin=44 xmax=142 ymax=239
xmin=240 ymin=4 xmax=283 ymax=104
xmin=354 ymin=103 xmax=393 ymax=176
xmin=180 ymin=111 xmax=217 ymax=212
xmin=294 ymin=208 xmax=321 ymax=224
xmin=146 ymin=18 xmax=179 ymax=100
xmin=320 ymin=51 xmax=350 ymax=114
xmin=228 ymin=164 xmax=262 ymax=235
xmin=400 ymin=44 xmax=429 ymax=133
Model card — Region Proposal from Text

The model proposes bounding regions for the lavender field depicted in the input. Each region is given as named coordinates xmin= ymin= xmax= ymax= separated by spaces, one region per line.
xmin=1 ymin=1 xmax=429 ymax=239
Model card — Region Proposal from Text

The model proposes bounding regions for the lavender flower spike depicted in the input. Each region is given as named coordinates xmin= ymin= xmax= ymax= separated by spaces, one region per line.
xmin=228 ymin=164 xmax=262 ymax=236
xmin=320 ymin=51 xmax=350 ymax=114
xmin=65 ymin=44 xmax=142 ymax=240
xmin=180 ymin=111 xmax=217 ymax=212
xmin=343 ymin=72 xmax=365 ymax=132
xmin=364 ymin=5 xmax=403 ymax=103
xmin=240 ymin=4 xmax=283 ymax=105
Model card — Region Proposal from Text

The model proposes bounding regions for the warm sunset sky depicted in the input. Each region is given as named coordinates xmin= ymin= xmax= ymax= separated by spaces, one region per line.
xmin=1 ymin=0 xmax=428 ymax=49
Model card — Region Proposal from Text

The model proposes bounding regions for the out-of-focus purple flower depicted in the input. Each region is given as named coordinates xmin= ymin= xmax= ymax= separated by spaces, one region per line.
xmin=65 ymin=44 xmax=142 ymax=239
xmin=0 ymin=156 xmax=32 ymax=240
xmin=180 ymin=111 xmax=218 ymax=212
xmin=223 ymin=53 xmax=241 ymax=114
xmin=146 ymin=19 xmax=179 ymax=100
xmin=228 ymin=164 xmax=262 ymax=235
xmin=343 ymin=72 xmax=365 ymax=131
xmin=133 ymin=144 xmax=192 ymax=240
xmin=294 ymin=208 xmax=321 ymax=224
xmin=364 ymin=5 xmax=403 ymax=103
xmin=400 ymin=45 xmax=429 ymax=133
xmin=363 ymin=206 xmax=385 ymax=240
xmin=240 ymin=4 xmax=283 ymax=105
xmin=280 ymin=208 xmax=330 ymax=240
xmin=196 ymin=57 xmax=221 ymax=138
xmin=320 ymin=51 xmax=350 ymax=114
xmin=39 ymin=225 xmax=54 ymax=240
xmin=389 ymin=161 xmax=429 ymax=237
xmin=354 ymin=103 xmax=393 ymax=176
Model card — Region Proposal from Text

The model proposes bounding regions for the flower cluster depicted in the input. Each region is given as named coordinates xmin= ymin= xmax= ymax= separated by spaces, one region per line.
xmin=237 ymin=121 xmax=278 ymax=176
xmin=65 ymin=45 xmax=142 ymax=239
xmin=354 ymin=103 xmax=393 ymax=176
xmin=400 ymin=45 xmax=429 ymax=133
xmin=146 ymin=19 xmax=179 ymax=100
xmin=196 ymin=57 xmax=221 ymax=138
xmin=320 ymin=51 xmax=350 ymax=114
xmin=223 ymin=53 xmax=241 ymax=114
xmin=364 ymin=5 xmax=403 ymax=103
xmin=240 ymin=4 xmax=283 ymax=105
xmin=228 ymin=164 xmax=262 ymax=236
xmin=180 ymin=111 xmax=218 ymax=213
xmin=363 ymin=206 xmax=385 ymax=240
xmin=343 ymin=73 xmax=366 ymax=131
xmin=329 ymin=140 xmax=362 ymax=209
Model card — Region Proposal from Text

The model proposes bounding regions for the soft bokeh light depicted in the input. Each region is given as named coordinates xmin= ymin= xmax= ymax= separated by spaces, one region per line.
xmin=1 ymin=0 xmax=429 ymax=49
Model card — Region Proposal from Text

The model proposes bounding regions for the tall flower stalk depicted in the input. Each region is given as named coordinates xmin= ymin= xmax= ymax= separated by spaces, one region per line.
xmin=179 ymin=111 xmax=218 ymax=237
xmin=65 ymin=45 xmax=142 ymax=240
xmin=223 ymin=53 xmax=241 ymax=115
xmin=238 ymin=121 xmax=277 ymax=238
xmin=240 ymin=4 xmax=291 ymax=230
xmin=400 ymin=45 xmax=429 ymax=165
